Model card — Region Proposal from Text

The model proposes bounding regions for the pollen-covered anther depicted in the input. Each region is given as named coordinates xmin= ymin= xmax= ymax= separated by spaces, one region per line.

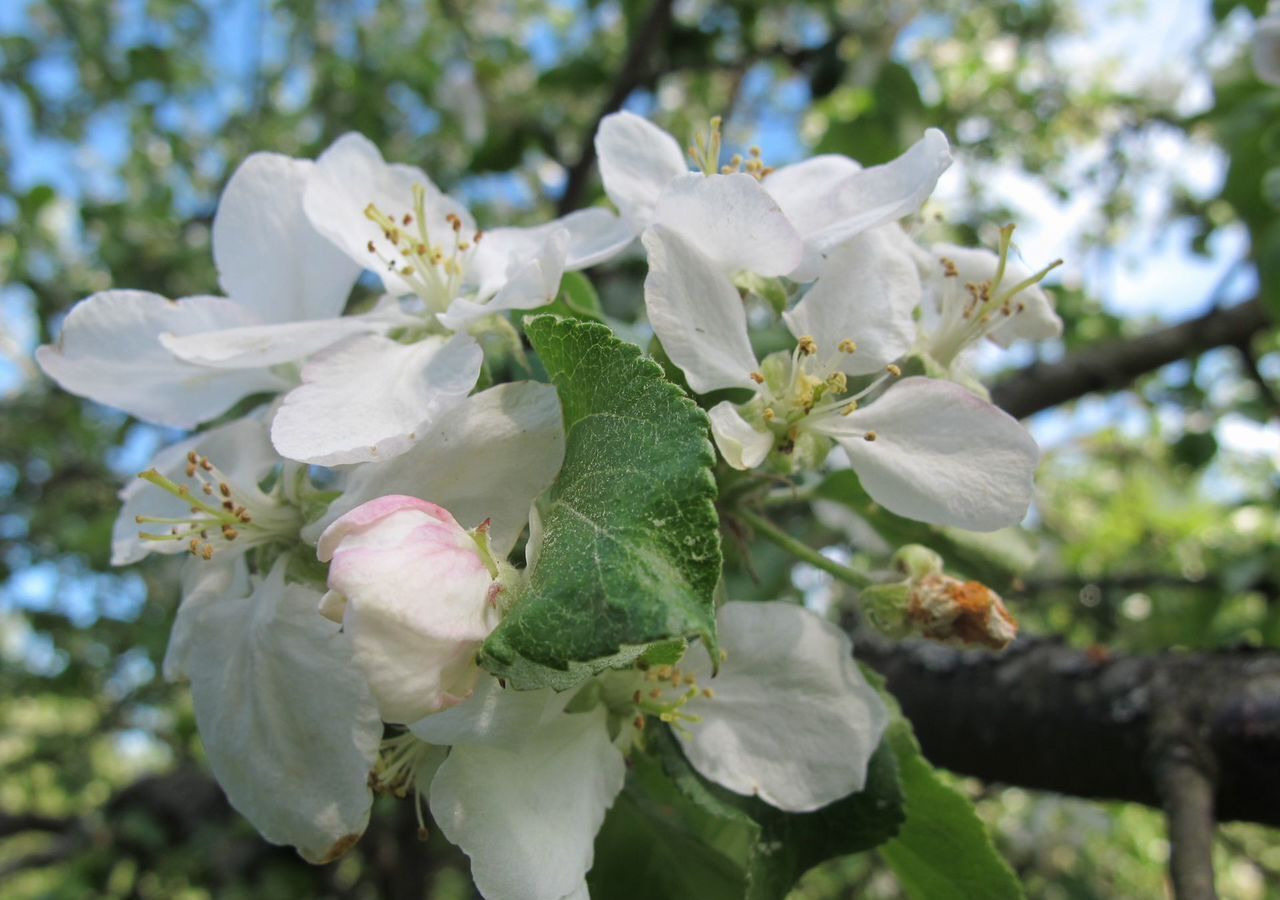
xmin=797 ymin=335 xmax=817 ymax=356
xmin=826 ymin=372 xmax=847 ymax=392
xmin=837 ymin=338 xmax=857 ymax=354
xmin=749 ymin=371 xmax=765 ymax=384
xmin=940 ymin=257 xmax=959 ymax=278
xmin=886 ymin=364 xmax=902 ymax=377
xmin=863 ymin=431 xmax=878 ymax=442
xmin=762 ymin=407 xmax=776 ymax=422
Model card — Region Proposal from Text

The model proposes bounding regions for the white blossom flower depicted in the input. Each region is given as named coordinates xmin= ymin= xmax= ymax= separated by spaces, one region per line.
xmin=35 ymin=150 xmax=371 ymax=430
xmin=112 ymin=413 xmax=303 ymax=566
xmin=645 ymin=224 xmax=1039 ymax=531
xmin=416 ymin=600 xmax=884 ymax=900
xmin=164 ymin=557 xmax=382 ymax=864
xmin=912 ymin=227 xmax=1063 ymax=379
xmin=256 ymin=133 xmax=627 ymax=466
xmin=594 ymin=111 xmax=952 ymax=279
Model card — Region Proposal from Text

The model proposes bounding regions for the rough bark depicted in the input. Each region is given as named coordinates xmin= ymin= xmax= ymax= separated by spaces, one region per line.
xmin=991 ymin=299 xmax=1270 ymax=419
xmin=858 ymin=636 xmax=1280 ymax=830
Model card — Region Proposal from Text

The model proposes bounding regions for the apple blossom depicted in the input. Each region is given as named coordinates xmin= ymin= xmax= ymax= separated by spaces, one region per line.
xmin=594 ymin=111 xmax=952 ymax=279
xmin=35 ymin=150 xmax=371 ymax=430
xmin=913 ymin=225 xmax=1063 ymax=379
xmin=644 ymin=223 xmax=1040 ymax=531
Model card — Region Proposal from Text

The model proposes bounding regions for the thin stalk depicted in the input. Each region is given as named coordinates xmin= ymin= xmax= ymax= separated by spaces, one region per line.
xmin=735 ymin=508 xmax=871 ymax=589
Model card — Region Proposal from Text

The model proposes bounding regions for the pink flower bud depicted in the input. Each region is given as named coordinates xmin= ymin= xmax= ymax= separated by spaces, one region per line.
xmin=317 ymin=495 xmax=501 ymax=724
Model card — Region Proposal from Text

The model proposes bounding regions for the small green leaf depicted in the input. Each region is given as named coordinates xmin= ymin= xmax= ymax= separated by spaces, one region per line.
xmin=479 ymin=316 xmax=721 ymax=688
xmin=880 ymin=718 xmax=1024 ymax=900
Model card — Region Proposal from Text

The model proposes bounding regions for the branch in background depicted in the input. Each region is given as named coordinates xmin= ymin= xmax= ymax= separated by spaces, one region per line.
xmin=555 ymin=0 xmax=675 ymax=215
xmin=991 ymin=299 xmax=1271 ymax=419
xmin=857 ymin=636 xmax=1280 ymax=831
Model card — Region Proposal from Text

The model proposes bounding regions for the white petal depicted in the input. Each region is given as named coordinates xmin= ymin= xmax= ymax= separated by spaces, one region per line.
xmin=677 ymin=601 xmax=888 ymax=812
xmin=708 ymin=401 xmax=772 ymax=470
xmin=642 ymin=225 xmax=757 ymax=394
xmin=782 ymin=228 xmax=919 ymax=376
xmin=163 ymin=557 xmax=248 ymax=681
xmin=167 ymin=558 xmax=381 ymax=864
xmin=471 ymin=209 xmax=633 ymax=293
xmin=806 ymin=129 xmax=952 ymax=253
xmin=35 ymin=290 xmax=286 ymax=428
xmin=307 ymin=381 xmax=564 ymax=557
xmin=440 ymin=229 xmax=568 ymax=330
xmin=652 ymin=172 xmax=804 ymax=277
xmin=270 ymin=332 xmax=483 ymax=466
xmin=409 ymin=675 xmax=569 ymax=749
xmin=595 ymin=111 xmax=688 ymax=229
xmin=160 ymin=315 xmax=386 ymax=369
xmin=429 ymin=706 xmax=624 ymax=900
xmin=761 ymin=154 xmax=862 ymax=239
xmin=303 ymin=132 xmax=474 ymax=296
xmin=112 ymin=414 xmax=280 ymax=565
xmin=213 ymin=152 xmax=361 ymax=323
xmin=815 ymin=377 xmax=1040 ymax=531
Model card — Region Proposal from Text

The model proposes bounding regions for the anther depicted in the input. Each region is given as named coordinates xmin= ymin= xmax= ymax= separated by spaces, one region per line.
xmin=886 ymin=364 xmax=902 ymax=377
xmin=797 ymin=335 xmax=817 ymax=356
xmin=749 ymin=371 xmax=765 ymax=384
xmin=838 ymin=339 xmax=857 ymax=354
xmin=864 ymin=431 xmax=878 ymax=442
xmin=702 ymin=687 xmax=716 ymax=699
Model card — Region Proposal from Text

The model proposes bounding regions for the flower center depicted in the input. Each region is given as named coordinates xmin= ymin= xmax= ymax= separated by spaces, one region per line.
xmin=631 ymin=661 xmax=715 ymax=735
xmin=371 ymin=732 xmax=437 ymax=840
xmin=688 ymin=116 xmax=774 ymax=181
xmin=749 ymin=337 xmax=901 ymax=452
xmin=133 ymin=451 xmax=300 ymax=560
xmin=364 ymin=183 xmax=483 ymax=314
xmin=927 ymin=224 xmax=1062 ymax=367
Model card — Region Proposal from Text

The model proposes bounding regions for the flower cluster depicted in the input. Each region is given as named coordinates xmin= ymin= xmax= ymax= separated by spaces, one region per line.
xmin=37 ymin=111 xmax=1062 ymax=897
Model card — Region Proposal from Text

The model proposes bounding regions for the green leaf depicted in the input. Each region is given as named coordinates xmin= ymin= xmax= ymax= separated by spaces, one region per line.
xmin=588 ymin=751 xmax=756 ymax=900
xmin=880 ymin=718 xmax=1024 ymax=900
xmin=652 ymin=726 xmax=905 ymax=900
xmin=479 ymin=316 xmax=721 ymax=688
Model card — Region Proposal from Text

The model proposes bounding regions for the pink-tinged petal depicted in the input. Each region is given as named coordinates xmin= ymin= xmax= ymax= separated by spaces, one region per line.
xmin=320 ymin=499 xmax=498 ymax=723
xmin=35 ymin=290 xmax=286 ymax=428
xmin=642 ymin=225 xmax=758 ymax=394
xmin=805 ymin=129 xmax=952 ymax=253
xmin=652 ymin=172 xmax=804 ymax=277
xmin=269 ymin=332 xmax=483 ymax=466
xmin=815 ymin=377 xmax=1040 ymax=531
xmin=678 ymin=601 xmax=888 ymax=812
xmin=303 ymin=132 xmax=473 ymax=296
xmin=708 ymin=401 xmax=772 ymax=470
xmin=595 ymin=111 xmax=688 ymax=228
xmin=310 ymin=381 xmax=564 ymax=558
xmin=782 ymin=228 xmax=918 ymax=376
xmin=213 ymin=152 xmax=361 ymax=323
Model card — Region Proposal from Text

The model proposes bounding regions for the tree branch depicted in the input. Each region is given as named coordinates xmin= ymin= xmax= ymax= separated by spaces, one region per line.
xmin=857 ymin=636 xmax=1280 ymax=829
xmin=555 ymin=0 xmax=675 ymax=215
xmin=991 ymin=299 xmax=1270 ymax=419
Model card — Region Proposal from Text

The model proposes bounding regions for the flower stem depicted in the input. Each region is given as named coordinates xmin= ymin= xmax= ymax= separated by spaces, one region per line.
xmin=735 ymin=508 xmax=872 ymax=589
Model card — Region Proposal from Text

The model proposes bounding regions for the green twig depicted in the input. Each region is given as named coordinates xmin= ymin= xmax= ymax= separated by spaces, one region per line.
xmin=735 ymin=508 xmax=872 ymax=589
